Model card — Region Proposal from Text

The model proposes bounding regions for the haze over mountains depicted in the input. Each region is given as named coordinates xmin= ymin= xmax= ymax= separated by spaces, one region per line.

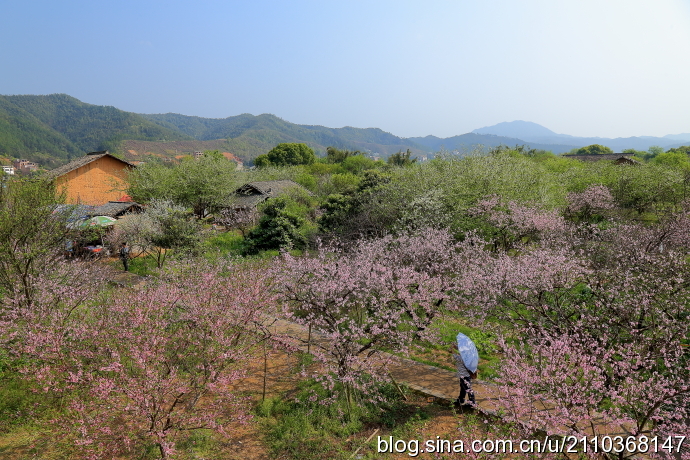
xmin=0 ymin=94 xmax=688 ymax=168
xmin=473 ymin=120 xmax=690 ymax=152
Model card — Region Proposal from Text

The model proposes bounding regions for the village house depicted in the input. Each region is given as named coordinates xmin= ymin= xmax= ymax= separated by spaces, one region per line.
xmin=12 ymin=159 xmax=39 ymax=173
xmin=2 ymin=166 xmax=15 ymax=175
xmin=44 ymin=151 xmax=136 ymax=205
xmin=562 ymin=153 xmax=640 ymax=165
xmin=233 ymin=180 xmax=312 ymax=210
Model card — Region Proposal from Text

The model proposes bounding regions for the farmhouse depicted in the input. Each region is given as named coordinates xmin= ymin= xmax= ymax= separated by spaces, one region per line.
xmin=45 ymin=151 xmax=135 ymax=205
xmin=233 ymin=180 xmax=312 ymax=209
xmin=562 ymin=153 xmax=640 ymax=165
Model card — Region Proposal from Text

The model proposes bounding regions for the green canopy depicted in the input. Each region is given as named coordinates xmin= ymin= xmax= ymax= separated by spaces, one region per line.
xmin=68 ymin=215 xmax=117 ymax=229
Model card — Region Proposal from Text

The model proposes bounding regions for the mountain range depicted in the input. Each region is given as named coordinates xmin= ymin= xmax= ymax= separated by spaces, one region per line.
xmin=472 ymin=120 xmax=690 ymax=152
xmin=0 ymin=94 xmax=688 ymax=168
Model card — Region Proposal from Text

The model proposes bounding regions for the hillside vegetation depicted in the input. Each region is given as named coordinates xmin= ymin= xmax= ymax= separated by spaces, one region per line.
xmin=1 ymin=94 xmax=586 ymax=169
xmin=0 ymin=94 xmax=190 ymax=166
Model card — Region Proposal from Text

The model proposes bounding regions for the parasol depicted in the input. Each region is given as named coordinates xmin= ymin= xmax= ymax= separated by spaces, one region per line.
xmin=68 ymin=215 xmax=117 ymax=229
xmin=456 ymin=332 xmax=479 ymax=373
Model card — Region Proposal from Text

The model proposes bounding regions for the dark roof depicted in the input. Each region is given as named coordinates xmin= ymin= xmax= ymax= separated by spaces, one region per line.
xmin=44 ymin=152 xmax=135 ymax=180
xmin=233 ymin=180 xmax=312 ymax=208
xmin=53 ymin=201 xmax=143 ymax=219
xmin=92 ymin=201 xmax=143 ymax=218
xmin=562 ymin=153 xmax=639 ymax=163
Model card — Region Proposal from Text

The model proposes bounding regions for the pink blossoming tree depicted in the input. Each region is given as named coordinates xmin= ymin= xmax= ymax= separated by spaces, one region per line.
xmin=4 ymin=260 xmax=279 ymax=459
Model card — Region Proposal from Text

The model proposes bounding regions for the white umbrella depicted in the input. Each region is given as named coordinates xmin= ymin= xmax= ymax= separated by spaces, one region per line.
xmin=456 ymin=332 xmax=479 ymax=373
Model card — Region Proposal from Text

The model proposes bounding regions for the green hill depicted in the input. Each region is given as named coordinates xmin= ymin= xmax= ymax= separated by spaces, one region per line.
xmin=0 ymin=94 xmax=191 ymax=167
xmin=0 ymin=93 xmax=579 ymax=169
xmin=141 ymin=112 xmax=425 ymax=160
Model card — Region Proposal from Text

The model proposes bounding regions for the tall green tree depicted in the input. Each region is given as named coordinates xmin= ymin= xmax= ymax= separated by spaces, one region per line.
xmin=572 ymin=144 xmax=614 ymax=155
xmin=254 ymin=143 xmax=316 ymax=167
xmin=387 ymin=149 xmax=417 ymax=166
xmin=667 ymin=145 xmax=690 ymax=154
xmin=325 ymin=146 xmax=363 ymax=164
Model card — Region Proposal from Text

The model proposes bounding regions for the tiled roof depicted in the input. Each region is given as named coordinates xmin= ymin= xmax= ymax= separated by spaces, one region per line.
xmin=92 ymin=201 xmax=143 ymax=217
xmin=53 ymin=201 xmax=143 ymax=219
xmin=233 ymin=180 xmax=312 ymax=208
xmin=236 ymin=180 xmax=308 ymax=197
xmin=44 ymin=153 xmax=135 ymax=180
xmin=562 ymin=154 xmax=637 ymax=162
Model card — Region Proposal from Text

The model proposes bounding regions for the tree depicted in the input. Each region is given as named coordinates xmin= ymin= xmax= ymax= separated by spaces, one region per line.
xmin=107 ymin=200 xmax=203 ymax=268
xmin=564 ymin=185 xmax=615 ymax=222
xmin=254 ymin=143 xmax=316 ymax=167
xmin=318 ymin=170 xmax=393 ymax=238
xmin=325 ymin=146 xmax=363 ymax=164
xmin=214 ymin=207 xmax=260 ymax=237
xmin=242 ymin=197 xmax=308 ymax=254
xmin=387 ymin=149 xmax=417 ymax=166
xmin=667 ymin=145 xmax=690 ymax=154
xmin=274 ymin=231 xmax=458 ymax=409
xmin=127 ymin=152 xmax=240 ymax=218
xmin=573 ymin=144 xmax=614 ymax=155
xmin=5 ymin=260 xmax=279 ymax=459
xmin=651 ymin=150 xmax=690 ymax=170
xmin=0 ymin=178 xmax=73 ymax=301
xmin=461 ymin=202 xmax=690 ymax=450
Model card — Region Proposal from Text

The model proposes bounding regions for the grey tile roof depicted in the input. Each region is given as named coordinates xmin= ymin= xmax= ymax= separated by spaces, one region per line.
xmin=562 ymin=154 xmax=637 ymax=162
xmin=233 ymin=180 xmax=312 ymax=208
xmin=92 ymin=201 xmax=143 ymax=218
xmin=44 ymin=153 xmax=135 ymax=180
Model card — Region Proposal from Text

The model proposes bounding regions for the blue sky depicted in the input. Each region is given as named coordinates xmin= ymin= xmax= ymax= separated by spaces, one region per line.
xmin=1 ymin=0 xmax=689 ymax=138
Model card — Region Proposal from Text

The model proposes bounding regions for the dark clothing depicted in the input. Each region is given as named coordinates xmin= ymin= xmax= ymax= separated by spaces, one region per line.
xmin=458 ymin=375 xmax=475 ymax=404
xmin=119 ymin=246 xmax=129 ymax=271
xmin=455 ymin=355 xmax=475 ymax=405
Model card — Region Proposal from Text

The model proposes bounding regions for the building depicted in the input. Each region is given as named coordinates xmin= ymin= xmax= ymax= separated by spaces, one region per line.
xmin=44 ymin=151 xmax=136 ymax=205
xmin=562 ymin=154 xmax=640 ymax=165
xmin=2 ymin=166 xmax=15 ymax=175
xmin=232 ymin=180 xmax=312 ymax=210
xmin=12 ymin=159 xmax=39 ymax=173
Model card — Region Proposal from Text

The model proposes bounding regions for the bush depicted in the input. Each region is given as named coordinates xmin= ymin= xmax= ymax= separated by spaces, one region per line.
xmin=243 ymin=197 xmax=308 ymax=254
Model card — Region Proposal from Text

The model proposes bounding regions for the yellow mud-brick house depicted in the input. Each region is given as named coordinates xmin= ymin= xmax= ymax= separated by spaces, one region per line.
xmin=45 ymin=151 xmax=135 ymax=205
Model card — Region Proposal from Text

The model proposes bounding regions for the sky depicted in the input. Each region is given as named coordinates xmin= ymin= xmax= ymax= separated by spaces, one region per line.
xmin=1 ymin=0 xmax=689 ymax=139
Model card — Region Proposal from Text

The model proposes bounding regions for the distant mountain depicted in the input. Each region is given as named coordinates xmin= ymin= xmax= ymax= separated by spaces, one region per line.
xmin=1 ymin=94 xmax=688 ymax=169
xmin=408 ymin=133 xmax=579 ymax=154
xmin=663 ymin=133 xmax=690 ymax=142
xmin=472 ymin=120 xmax=558 ymax=139
xmin=472 ymin=120 xmax=690 ymax=152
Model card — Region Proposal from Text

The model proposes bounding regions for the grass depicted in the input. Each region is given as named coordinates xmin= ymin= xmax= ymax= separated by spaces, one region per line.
xmin=203 ymin=230 xmax=245 ymax=257
xmin=203 ymin=229 xmax=305 ymax=261
xmin=257 ymin=379 xmax=429 ymax=460
xmin=125 ymin=254 xmax=160 ymax=276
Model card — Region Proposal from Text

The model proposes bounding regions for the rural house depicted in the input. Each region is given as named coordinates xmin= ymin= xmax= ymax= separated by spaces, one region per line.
xmin=13 ymin=159 xmax=39 ymax=173
xmin=233 ymin=180 xmax=312 ymax=209
xmin=562 ymin=153 xmax=640 ymax=165
xmin=45 ymin=151 xmax=135 ymax=205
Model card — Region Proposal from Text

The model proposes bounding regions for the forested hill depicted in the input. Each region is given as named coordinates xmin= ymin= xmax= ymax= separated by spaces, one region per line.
xmin=0 ymin=93 xmax=584 ymax=168
xmin=0 ymin=94 xmax=191 ymax=167
xmin=140 ymin=112 xmax=424 ymax=159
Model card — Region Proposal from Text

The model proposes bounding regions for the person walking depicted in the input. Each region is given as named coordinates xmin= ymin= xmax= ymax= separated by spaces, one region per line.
xmin=453 ymin=332 xmax=478 ymax=406
xmin=119 ymin=242 xmax=130 ymax=272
